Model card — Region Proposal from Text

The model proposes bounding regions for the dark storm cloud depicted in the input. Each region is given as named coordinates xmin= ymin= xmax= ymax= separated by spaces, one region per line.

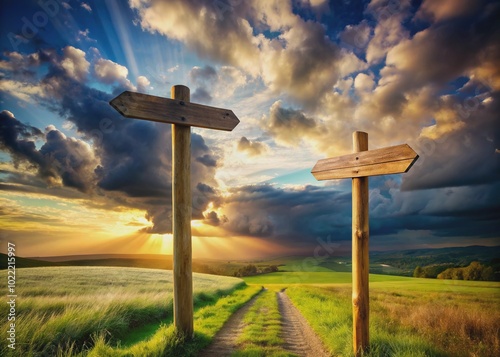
xmin=96 ymin=119 xmax=171 ymax=197
xmin=0 ymin=47 xmax=222 ymax=233
xmin=204 ymin=210 xmax=227 ymax=227
xmin=141 ymin=205 xmax=171 ymax=234
xmin=216 ymin=175 xmax=499 ymax=249
xmin=0 ymin=110 xmax=97 ymax=192
xmin=0 ymin=110 xmax=44 ymax=165
xmin=403 ymin=93 xmax=500 ymax=190
xmin=39 ymin=127 xmax=98 ymax=192
xmin=189 ymin=66 xmax=217 ymax=103
xmin=196 ymin=154 xmax=217 ymax=167
xmin=191 ymin=87 xmax=212 ymax=103
xmin=222 ymin=184 xmax=352 ymax=242
xmin=189 ymin=65 xmax=217 ymax=83
xmin=49 ymin=50 xmax=221 ymax=233
xmin=369 ymin=175 xmax=500 ymax=245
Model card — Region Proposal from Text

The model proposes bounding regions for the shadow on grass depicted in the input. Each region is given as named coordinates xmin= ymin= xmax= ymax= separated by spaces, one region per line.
xmin=117 ymin=283 xmax=248 ymax=348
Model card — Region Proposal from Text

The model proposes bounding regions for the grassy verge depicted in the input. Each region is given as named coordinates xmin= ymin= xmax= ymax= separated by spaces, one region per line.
xmin=0 ymin=267 xmax=252 ymax=356
xmin=232 ymin=289 xmax=295 ymax=357
xmin=286 ymin=285 xmax=445 ymax=356
xmin=285 ymin=282 xmax=500 ymax=357
xmin=86 ymin=284 xmax=262 ymax=356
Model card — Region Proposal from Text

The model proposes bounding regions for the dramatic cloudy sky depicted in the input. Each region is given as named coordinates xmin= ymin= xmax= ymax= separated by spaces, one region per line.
xmin=0 ymin=0 xmax=499 ymax=259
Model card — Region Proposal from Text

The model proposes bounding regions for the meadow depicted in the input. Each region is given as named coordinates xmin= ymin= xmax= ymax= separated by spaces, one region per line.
xmin=243 ymin=273 xmax=500 ymax=357
xmin=0 ymin=266 xmax=260 ymax=356
xmin=1 ymin=263 xmax=498 ymax=356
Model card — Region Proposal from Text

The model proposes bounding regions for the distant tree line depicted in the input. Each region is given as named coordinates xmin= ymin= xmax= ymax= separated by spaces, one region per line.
xmin=233 ymin=264 xmax=279 ymax=277
xmin=193 ymin=263 xmax=226 ymax=276
xmin=414 ymin=261 xmax=496 ymax=281
xmin=412 ymin=264 xmax=455 ymax=279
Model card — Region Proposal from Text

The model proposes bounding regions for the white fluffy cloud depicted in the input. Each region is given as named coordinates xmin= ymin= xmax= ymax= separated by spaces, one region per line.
xmin=260 ymin=20 xmax=342 ymax=106
xmin=130 ymin=0 xmax=366 ymax=107
xmin=61 ymin=46 xmax=90 ymax=82
xmin=0 ymin=79 xmax=47 ymax=102
xmin=365 ymin=0 xmax=412 ymax=64
xmin=130 ymin=0 xmax=260 ymax=75
xmin=93 ymin=58 xmax=134 ymax=90
xmin=137 ymin=75 xmax=150 ymax=92
xmin=354 ymin=73 xmax=375 ymax=94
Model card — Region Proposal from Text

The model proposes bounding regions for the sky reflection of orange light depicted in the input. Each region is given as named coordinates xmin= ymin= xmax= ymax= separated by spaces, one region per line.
xmin=192 ymin=235 xmax=299 ymax=260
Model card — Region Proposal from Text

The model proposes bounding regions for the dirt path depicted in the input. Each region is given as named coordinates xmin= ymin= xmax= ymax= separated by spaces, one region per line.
xmin=277 ymin=290 xmax=330 ymax=357
xmin=200 ymin=288 xmax=329 ymax=357
xmin=199 ymin=290 xmax=263 ymax=357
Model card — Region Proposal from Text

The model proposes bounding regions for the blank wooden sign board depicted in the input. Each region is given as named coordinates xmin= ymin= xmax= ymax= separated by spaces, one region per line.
xmin=312 ymin=131 xmax=419 ymax=356
xmin=110 ymin=85 xmax=239 ymax=337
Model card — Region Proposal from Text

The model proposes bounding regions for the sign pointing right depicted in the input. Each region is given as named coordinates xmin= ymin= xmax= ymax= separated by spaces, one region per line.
xmin=311 ymin=143 xmax=419 ymax=180
xmin=311 ymin=133 xmax=419 ymax=356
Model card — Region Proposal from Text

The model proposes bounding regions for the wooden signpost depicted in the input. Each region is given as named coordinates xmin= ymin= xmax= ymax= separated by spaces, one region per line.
xmin=110 ymin=86 xmax=239 ymax=337
xmin=311 ymin=131 xmax=418 ymax=356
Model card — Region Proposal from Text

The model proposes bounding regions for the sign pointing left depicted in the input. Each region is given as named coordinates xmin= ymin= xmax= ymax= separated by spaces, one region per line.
xmin=109 ymin=86 xmax=240 ymax=339
xmin=110 ymin=91 xmax=240 ymax=131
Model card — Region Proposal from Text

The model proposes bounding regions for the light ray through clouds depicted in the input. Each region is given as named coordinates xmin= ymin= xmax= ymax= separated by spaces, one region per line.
xmin=0 ymin=0 xmax=498 ymax=258
xmin=105 ymin=0 xmax=139 ymax=80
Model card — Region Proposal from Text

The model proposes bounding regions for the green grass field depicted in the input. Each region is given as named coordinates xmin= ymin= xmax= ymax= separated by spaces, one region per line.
xmin=1 ymin=263 xmax=498 ymax=356
xmin=244 ymin=271 xmax=500 ymax=357
xmin=242 ymin=271 xmax=417 ymax=285
xmin=0 ymin=267 xmax=260 ymax=356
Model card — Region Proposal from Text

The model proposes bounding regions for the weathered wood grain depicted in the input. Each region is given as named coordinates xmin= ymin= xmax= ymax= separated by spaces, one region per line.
xmin=351 ymin=131 xmax=369 ymax=356
xmin=311 ymin=143 xmax=418 ymax=180
xmin=110 ymin=91 xmax=239 ymax=131
xmin=311 ymin=131 xmax=419 ymax=356
xmin=171 ymin=85 xmax=194 ymax=338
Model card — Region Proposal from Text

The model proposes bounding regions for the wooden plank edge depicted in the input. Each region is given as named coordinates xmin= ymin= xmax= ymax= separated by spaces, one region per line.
xmin=311 ymin=144 xmax=417 ymax=173
xmin=311 ymin=156 xmax=417 ymax=174
xmin=312 ymin=158 xmax=416 ymax=180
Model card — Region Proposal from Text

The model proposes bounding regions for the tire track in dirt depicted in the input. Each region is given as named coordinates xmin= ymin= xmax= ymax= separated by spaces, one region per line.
xmin=200 ymin=288 xmax=329 ymax=357
xmin=199 ymin=289 xmax=263 ymax=357
xmin=278 ymin=290 xmax=330 ymax=357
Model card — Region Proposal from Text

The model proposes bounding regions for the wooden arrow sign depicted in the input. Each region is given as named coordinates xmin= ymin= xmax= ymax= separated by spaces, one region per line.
xmin=311 ymin=143 xmax=419 ymax=180
xmin=311 ymin=132 xmax=419 ymax=356
xmin=110 ymin=91 xmax=240 ymax=131
xmin=109 ymin=85 xmax=240 ymax=339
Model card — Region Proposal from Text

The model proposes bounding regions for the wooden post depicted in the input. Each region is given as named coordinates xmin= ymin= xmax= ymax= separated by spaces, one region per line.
xmin=312 ymin=132 xmax=418 ymax=356
xmin=352 ymin=131 xmax=369 ymax=355
xmin=110 ymin=86 xmax=240 ymax=339
xmin=171 ymin=85 xmax=193 ymax=338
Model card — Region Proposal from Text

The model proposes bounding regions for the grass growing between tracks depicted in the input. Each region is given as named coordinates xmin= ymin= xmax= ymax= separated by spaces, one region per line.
xmin=232 ymin=289 xmax=295 ymax=357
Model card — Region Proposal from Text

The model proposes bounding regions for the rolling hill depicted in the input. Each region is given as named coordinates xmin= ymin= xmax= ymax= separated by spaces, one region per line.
xmin=2 ymin=245 xmax=498 ymax=279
